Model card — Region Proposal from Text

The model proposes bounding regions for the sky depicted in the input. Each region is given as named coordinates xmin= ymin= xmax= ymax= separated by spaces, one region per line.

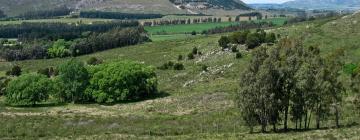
xmin=242 ymin=0 xmax=292 ymax=4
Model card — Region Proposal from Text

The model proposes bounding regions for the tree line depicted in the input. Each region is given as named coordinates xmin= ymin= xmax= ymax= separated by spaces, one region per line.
xmin=0 ymin=21 xmax=139 ymax=40
xmin=143 ymin=17 xmax=222 ymax=27
xmin=80 ymin=11 xmax=164 ymax=19
xmin=17 ymin=7 xmax=71 ymax=20
xmin=204 ymin=21 xmax=274 ymax=35
xmin=0 ymin=27 xmax=149 ymax=61
xmin=237 ymin=38 xmax=345 ymax=132
xmin=218 ymin=29 xmax=277 ymax=50
xmin=3 ymin=60 xmax=158 ymax=106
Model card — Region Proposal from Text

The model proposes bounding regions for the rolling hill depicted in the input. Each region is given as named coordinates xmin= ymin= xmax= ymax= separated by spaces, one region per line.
xmin=283 ymin=0 xmax=360 ymax=10
xmin=0 ymin=0 xmax=251 ymax=16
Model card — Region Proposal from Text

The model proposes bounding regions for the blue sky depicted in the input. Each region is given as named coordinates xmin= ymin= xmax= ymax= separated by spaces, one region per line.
xmin=242 ymin=0 xmax=292 ymax=4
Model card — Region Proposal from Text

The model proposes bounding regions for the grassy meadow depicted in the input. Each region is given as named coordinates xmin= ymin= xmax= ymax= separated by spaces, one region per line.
xmin=1 ymin=14 xmax=360 ymax=139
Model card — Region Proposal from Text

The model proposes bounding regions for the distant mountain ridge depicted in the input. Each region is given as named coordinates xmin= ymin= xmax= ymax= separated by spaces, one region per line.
xmin=0 ymin=0 xmax=251 ymax=16
xmin=283 ymin=0 xmax=360 ymax=10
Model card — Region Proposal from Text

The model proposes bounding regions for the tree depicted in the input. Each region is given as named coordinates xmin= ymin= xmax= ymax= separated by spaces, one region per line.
xmin=246 ymin=33 xmax=261 ymax=49
xmin=86 ymin=61 xmax=158 ymax=103
xmin=5 ymin=73 xmax=53 ymax=106
xmin=56 ymin=59 xmax=90 ymax=103
xmin=48 ymin=39 xmax=70 ymax=58
xmin=218 ymin=36 xmax=230 ymax=49
xmin=265 ymin=33 xmax=277 ymax=44
xmin=6 ymin=65 xmax=22 ymax=76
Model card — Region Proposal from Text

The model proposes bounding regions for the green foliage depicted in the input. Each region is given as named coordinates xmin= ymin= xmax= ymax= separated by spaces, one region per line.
xmin=218 ymin=36 xmax=230 ymax=49
xmin=245 ymin=33 xmax=261 ymax=49
xmin=48 ymin=39 xmax=70 ymax=58
xmin=191 ymin=30 xmax=197 ymax=36
xmin=56 ymin=59 xmax=90 ymax=103
xmin=37 ymin=67 xmax=58 ymax=78
xmin=201 ymin=64 xmax=208 ymax=72
xmin=178 ymin=54 xmax=183 ymax=61
xmin=173 ymin=63 xmax=185 ymax=70
xmin=6 ymin=65 xmax=22 ymax=76
xmin=237 ymin=39 xmax=345 ymax=132
xmin=265 ymin=33 xmax=277 ymax=44
xmin=86 ymin=61 xmax=157 ymax=103
xmin=87 ymin=57 xmax=103 ymax=65
xmin=158 ymin=61 xmax=175 ymax=70
xmin=192 ymin=47 xmax=198 ymax=55
xmin=5 ymin=73 xmax=53 ymax=106
xmin=236 ymin=52 xmax=242 ymax=59
xmin=0 ymin=77 xmax=10 ymax=96
xmin=187 ymin=53 xmax=195 ymax=60
xmin=231 ymin=46 xmax=238 ymax=52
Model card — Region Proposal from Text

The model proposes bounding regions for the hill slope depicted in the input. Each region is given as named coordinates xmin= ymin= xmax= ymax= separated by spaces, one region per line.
xmin=283 ymin=0 xmax=360 ymax=10
xmin=0 ymin=0 xmax=251 ymax=16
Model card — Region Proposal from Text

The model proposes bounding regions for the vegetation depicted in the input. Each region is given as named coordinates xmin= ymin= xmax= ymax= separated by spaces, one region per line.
xmin=86 ymin=61 xmax=158 ymax=103
xmin=80 ymin=11 xmax=163 ymax=19
xmin=5 ymin=73 xmax=53 ymax=106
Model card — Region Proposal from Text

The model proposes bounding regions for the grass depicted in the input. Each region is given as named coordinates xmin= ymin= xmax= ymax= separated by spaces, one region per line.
xmin=0 ymin=14 xmax=360 ymax=139
xmin=145 ymin=18 xmax=287 ymax=35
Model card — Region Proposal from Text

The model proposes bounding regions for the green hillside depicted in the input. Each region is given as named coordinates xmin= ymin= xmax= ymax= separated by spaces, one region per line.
xmin=0 ymin=0 xmax=250 ymax=17
xmin=1 ymin=11 xmax=360 ymax=139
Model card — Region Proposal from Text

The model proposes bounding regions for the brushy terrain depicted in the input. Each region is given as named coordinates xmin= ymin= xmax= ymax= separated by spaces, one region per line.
xmin=1 ymin=13 xmax=360 ymax=139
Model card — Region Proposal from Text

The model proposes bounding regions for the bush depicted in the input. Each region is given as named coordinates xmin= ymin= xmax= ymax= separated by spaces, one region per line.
xmin=174 ymin=63 xmax=185 ymax=70
xmin=56 ymin=59 xmax=90 ymax=103
xmin=87 ymin=57 xmax=103 ymax=65
xmin=188 ymin=53 xmax=195 ymax=60
xmin=201 ymin=65 xmax=208 ymax=72
xmin=178 ymin=55 xmax=183 ymax=61
xmin=192 ymin=47 xmax=198 ymax=55
xmin=246 ymin=33 xmax=261 ymax=49
xmin=191 ymin=31 xmax=197 ymax=36
xmin=158 ymin=61 xmax=175 ymax=70
xmin=5 ymin=73 xmax=54 ymax=106
xmin=218 ymin=36 xmax=230 ymax=49
xmin=231 ymin=46 xmax=239 ymax=52
xmin=0 ymin=77 xmax=10 ymax=96
xmin=236 ymin=52 xmax=242 ymax=59
xmin=37 ymin=67 xmax=58 ymax=78
xmin=6 ymin=65 xmax=22 ymax=76
xmin=86 ymin=61 xmax=158 ymax=103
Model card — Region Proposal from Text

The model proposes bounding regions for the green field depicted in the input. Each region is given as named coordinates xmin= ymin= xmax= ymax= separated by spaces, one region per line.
xmin=145 ymin=18 xmax=287 ymax=35
xmin=1 ymin=13 xmax=360 ymax=139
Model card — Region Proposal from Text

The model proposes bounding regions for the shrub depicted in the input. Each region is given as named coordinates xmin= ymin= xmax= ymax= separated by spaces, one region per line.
xmin=178 ymin=55 xmax=183 ymax=61
xmin=174 ymin=63 xmax=185 ymax=70
xmin=38 ymin=67 xmax=58 ymax=78
xmin=218 ymin=36 xmax=230 ymax=49
xmin=191 ymin=31 xmax=197 ymax=36
xmin=86 ymin=61 xmax=158 ymax=103
xmin=236 ymin=52 xmax=242 ymax=59
xmin=0 ymin=77 xmax=10 ymax=96
xmin=246 ymin=33 xmax=261 ymax=49
xmin=87 ymin=57 xmax=103 ymax=65
xmin=265 ymin=33 xmax=277 ymax=44
xmin=188 ymin=53 xmax=195 ymax=60
xmin=47 ymin=39 xmax=71 ymax=58
xmin=56 ymin=59 xmax=90 ymax=103
xmin=5 ymin=73 xmax=54 ymax=106
xmin=158 ymin=61 xmax=175 ymax=70
xmin=231 ymin=46 xmax=239 ymax=52
xmin=192 ymin=47 xmax=198 ymax=55
xmin=201 ymin=64 xmax=208 ymax=72
xmin=6 ymin=65 xmax=22 ymax=76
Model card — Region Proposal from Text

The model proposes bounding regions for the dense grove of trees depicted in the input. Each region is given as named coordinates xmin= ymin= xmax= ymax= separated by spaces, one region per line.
xmin=17 ymin=7 xmax=71 ymax=19
xmin=218 ymin=29 xmax=276 ymax=50
xmin=0 ymin=21 xmax=139 ymax=39
xmin=80 ymin=11 xmax=164 ymax=19
xmin=4 ymin=60 xmax=158 ymax=106
xmin=0 ymin=27 xmax=148 ymax=61
xmin=237 ymin=38 xmax=344 ymax=132
xmin=204 ymin=21 xmax=274 ymax=35
xmin=143 ymin=17 xmax=221 ymax=27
